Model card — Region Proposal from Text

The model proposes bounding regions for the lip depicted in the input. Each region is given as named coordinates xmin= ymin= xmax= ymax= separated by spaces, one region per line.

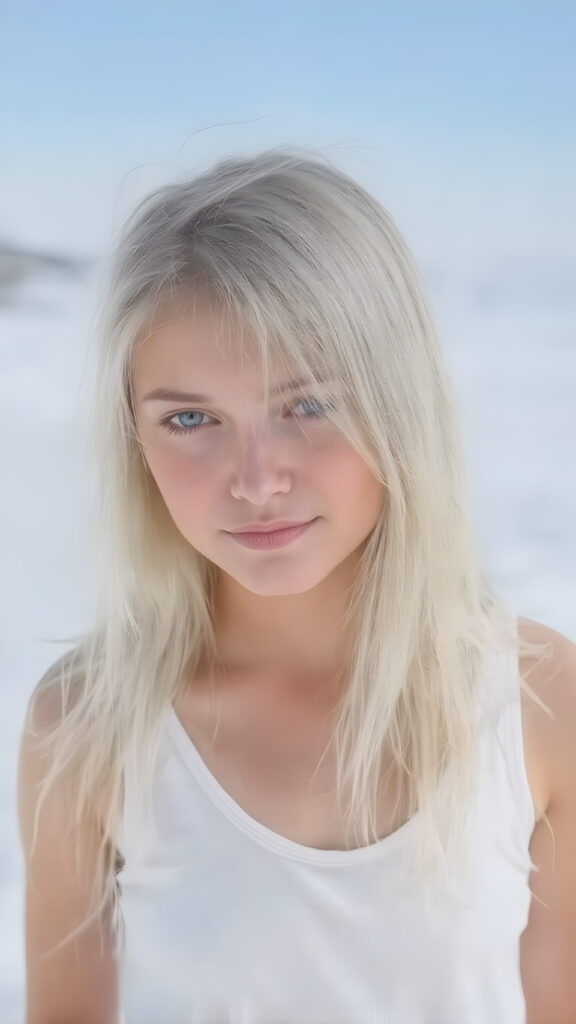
xmin=225 ymin=518 xmax=318 ymax=549
xmin=228 ymin=519 xmax=314 ymax=534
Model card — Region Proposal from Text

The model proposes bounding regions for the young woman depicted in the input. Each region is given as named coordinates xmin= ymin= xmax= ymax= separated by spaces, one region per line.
xmin=17 ymin=146 xmax=576 ymax=1024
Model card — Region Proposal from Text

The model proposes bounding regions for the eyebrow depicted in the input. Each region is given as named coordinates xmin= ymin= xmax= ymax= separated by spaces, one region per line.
xmin=142 ymin=376 xmax=330 ymax=404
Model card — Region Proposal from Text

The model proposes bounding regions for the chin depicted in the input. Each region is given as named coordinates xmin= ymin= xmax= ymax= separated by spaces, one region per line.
xmin=232 ymin=566 xmax=330 ymax=598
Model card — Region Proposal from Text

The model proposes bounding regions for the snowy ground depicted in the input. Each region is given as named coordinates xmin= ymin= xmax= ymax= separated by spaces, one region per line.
xmin=1 ymin=258 xmax=574 ymax=1020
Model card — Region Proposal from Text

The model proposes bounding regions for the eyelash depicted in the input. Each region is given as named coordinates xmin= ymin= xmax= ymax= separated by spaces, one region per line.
xmin=159 ymin=397 xmax=333 ymax=437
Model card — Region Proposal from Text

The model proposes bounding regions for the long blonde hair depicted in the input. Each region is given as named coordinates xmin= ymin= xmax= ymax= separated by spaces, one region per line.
xmin=23 ymin=145 xmax=553 ymax=958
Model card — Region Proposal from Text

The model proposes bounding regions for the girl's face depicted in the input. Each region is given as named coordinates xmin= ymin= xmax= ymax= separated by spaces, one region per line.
xmin=132 ymin=303 xmax=386 ymax=596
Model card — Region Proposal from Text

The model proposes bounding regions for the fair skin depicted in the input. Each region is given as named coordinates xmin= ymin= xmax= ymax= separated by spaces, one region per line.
xmin=18 ymin=302 xmax=576 ymax=1021
xmin=132 ymin=301 xmax=386 ymax=683
xmin=516 ymin=618 xmax=576 ymax=1024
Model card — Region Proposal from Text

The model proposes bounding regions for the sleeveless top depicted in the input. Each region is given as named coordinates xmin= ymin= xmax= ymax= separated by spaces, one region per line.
xmin=115 ymin=609 xmax=535 ymax=1023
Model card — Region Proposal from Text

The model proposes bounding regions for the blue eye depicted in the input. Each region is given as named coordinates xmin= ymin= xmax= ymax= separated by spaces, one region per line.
xmin=159 ymin=396 xmax=333 ymax=437
xmin=160 ymin=411 xmax=208 ymax=436
xmin=291 ymin=397 xmax=331 ymax=419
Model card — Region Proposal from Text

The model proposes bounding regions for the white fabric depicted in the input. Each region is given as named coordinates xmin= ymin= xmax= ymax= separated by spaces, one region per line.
xmin=116 ymin=608 xmax=534 ymax=1023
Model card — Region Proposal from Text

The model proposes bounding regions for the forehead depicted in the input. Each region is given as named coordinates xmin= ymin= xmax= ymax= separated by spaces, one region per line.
xmin=137 ymin=302 xmax=257 ymax=363
xmin=132 ymin=303 xmax=303 ymax=399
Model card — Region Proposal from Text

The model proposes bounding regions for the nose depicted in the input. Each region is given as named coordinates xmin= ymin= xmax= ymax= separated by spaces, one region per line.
xmin=229 ymin=428 xmax=292 ymax=504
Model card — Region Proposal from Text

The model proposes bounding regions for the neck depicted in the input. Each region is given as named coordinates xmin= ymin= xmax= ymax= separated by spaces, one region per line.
xmin=210 ymin=556 xmax=359 ymax=681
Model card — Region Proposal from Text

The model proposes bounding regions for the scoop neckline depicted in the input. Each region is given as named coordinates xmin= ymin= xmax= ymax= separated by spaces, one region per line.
xmin=163 ymin=609 xmax=514 ymax=866
xmin=164 ymin=703 xmax=420 ymax=866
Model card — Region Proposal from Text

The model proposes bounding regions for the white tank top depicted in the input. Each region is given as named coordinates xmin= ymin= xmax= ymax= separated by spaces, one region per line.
xmin=115 ymin=609 xmax=535 ymax=1023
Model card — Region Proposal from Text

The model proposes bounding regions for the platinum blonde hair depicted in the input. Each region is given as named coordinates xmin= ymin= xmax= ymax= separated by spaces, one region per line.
xmin=23 ymin=145 xmax=553 ymax=959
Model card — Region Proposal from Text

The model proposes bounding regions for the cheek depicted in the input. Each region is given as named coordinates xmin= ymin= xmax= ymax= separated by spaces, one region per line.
xmin=143 ymin=444 xmax=214 ymax=514
xmin=322 ymin=444 xmax=384 ymax=506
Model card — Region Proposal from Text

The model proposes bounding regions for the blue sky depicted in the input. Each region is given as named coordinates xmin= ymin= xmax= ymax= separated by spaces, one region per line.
xmin=1 ymin=1 xmax=574 ymax=267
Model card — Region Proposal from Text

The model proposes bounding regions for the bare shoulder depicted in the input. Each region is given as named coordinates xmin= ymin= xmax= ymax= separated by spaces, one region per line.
xmin=517 ymin=615 xmax=576 ymax=822
xmin=18 ymin=668 xmax=121 ymax=1023
xmin=517 ymin=618 xmax=576 ymax=1017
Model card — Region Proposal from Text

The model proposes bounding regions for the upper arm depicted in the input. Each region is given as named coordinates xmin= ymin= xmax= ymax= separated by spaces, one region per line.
xmin=17 ymin=680 xmax=121 ymax=1024
xmin=519 ymin=622 xmax=576 ymax=1024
